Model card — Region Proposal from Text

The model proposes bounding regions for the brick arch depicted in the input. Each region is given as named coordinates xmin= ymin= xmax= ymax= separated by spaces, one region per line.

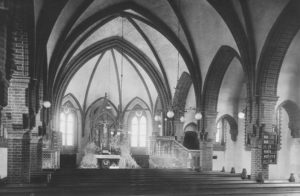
xmin=277 ymin=100 xmax=300 ymax=138
xmin=218 ymin=114 xmax=238 ymax=142
xmin=172 ymin=72 xmax=192 ymax=120
xmin=202 ymin=45 xmax=240 ymax=113
xmin=183 ymin=122 xmax=199 ymax=150
xmin=257 ymin=0 xmax=300 ymax=96
xmin=183 ymin=122 xmax=197 ymax=132
xmin=208 ymin=0 xmax=253 ymax=85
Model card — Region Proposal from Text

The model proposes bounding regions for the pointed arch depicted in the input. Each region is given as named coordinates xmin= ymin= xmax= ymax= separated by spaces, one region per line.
xmin=218 ymin=114 xmax=238 ymax=142
xmin=257 ymin=0 xmax=300 ymax=96
xmin=173 ymin=72 xmax=192 ymax=120
xmin=208 ymin=0 xmax=253 ymax=83
xmin=183 ymin=122 xmax=199 ymax=150
xmin=123 ymin=97 xmax=152 ymax=148
xmin=60 ymin=93 xmax=82 ymax=150
xmin=202 ymin=46 xmax=240 ymax=113
xmin=85 ymin=97 xmax=118 ymax=119
xmin=183 ymin=122 xmax=197 ymax=132
xmin=124 ymin=97 xmax=151 ymax=114
xmin=277 ymin=100 xmax=300 ymax=138
xmin=62 ymin=93 xmax=83 ymax=114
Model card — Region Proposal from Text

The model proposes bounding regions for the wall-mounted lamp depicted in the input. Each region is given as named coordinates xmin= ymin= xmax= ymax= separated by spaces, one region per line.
xmin=180 ymin=116 xmax=185 ymax=122
xmin=195 ymin=112 xmax=202 ymax=120
xmin=167 ymin=110 xmax=175 ymax=118
xmin=238 ymin=112 xmax=245 ymax=119
xmin=43 ymin=101 xmax=51 ymax=108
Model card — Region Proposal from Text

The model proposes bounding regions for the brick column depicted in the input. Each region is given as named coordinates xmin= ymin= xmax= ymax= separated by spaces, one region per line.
xmin=200 ymin=141 xmax=213 ymax=171
xmin=2 ymin=76 xmax=30 ymax=125
xmin=29 ymin=135 xmax=43 ymax=182
xmin=0 ymin=9 xmax=9 ymax=109
xmin=7 ymin=129 xmax=30 ymax=183
xmin=173 ymin=120 xmax=183 ymax=141
xmin=199 ymin=112 xmax=217 ymax=171
xmin=250 ymin=96 xmax=278 ymax=180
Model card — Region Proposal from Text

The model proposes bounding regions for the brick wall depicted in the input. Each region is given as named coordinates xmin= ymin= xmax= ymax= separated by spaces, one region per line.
xmin=7 ymin=129 xmax=30 ymax=183
xmin=0 ymin=11 xmax=9 ymax=108
xmin=29 ymin=136 xmax=42 ymax=182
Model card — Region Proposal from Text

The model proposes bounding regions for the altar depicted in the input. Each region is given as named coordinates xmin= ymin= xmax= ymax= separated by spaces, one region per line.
xmin=94 ymin=154 xmax=121 ymax=169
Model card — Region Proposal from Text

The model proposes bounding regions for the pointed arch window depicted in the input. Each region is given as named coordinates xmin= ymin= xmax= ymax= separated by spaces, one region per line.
xmin=131 ymin=114 xmax=147 ymax=147
xmin=60 ymin=112 xmax=75 ymax=146
xmin=216 ymin=119 xmax=226 ymax=145
xmin=214 ymin=118 xmax=227 ymax=151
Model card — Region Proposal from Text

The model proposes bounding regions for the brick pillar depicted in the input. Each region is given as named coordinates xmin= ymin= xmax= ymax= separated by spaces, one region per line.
xmin=7 ymin=129 xmax=30 ymax=183
xmin=0 ymin=9 xmax=9 ymax=109
xmin=200 ymin=141 xmax=213 ymax=171
xmin=250 ymin=96 xmax=278 ymax=180
xmin=4 ymin=76 xmax=30 ymax=125
xmin=52 ymin=131 xmax=62 ymax=151
xmin=199 ymin=112 xmax=217 ymax=171
xmin=29 ymin=135 xmax=42 ymax=182
xmin=174 ymin=120 xmax=183 ymax=141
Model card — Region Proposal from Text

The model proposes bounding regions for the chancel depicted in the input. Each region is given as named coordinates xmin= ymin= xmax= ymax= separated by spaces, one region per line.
xmin=1 ymin=0 xmax=300 ymax=195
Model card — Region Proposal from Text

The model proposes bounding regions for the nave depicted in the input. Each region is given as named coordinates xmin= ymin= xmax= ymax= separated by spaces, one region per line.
xmin=1 ymin=0 xmax=300 ymax=195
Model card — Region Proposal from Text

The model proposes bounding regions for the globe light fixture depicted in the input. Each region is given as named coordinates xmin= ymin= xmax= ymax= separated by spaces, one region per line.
xmin=180 ymin=116 xmax=185 ymax=122
xmin=43 ymin=101 xmax=51 ymax=108
xmin=167 ymin=110 xmax=175 ymax=118
xmin=238 ymin=112 xmax=245 ymax=119
xmin=195 ymin=112 xmax=202 ymax=120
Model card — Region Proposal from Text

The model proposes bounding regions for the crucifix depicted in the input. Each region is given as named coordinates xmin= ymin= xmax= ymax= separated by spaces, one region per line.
xmin=97 ymin=119 xmax=110 ymax=149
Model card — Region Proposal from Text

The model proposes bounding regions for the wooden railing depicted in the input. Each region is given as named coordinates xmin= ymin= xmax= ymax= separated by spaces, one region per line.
xmin=150 ymin=136 xmax=201 ymax=169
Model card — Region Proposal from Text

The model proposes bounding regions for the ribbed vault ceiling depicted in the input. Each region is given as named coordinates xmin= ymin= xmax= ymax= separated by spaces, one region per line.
xmin=33 ymin=0 xmax=297 ymax=117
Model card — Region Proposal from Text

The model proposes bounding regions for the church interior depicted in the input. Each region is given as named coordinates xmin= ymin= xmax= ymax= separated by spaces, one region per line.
xmin=1 ymin=0 xmax=300 ymax=195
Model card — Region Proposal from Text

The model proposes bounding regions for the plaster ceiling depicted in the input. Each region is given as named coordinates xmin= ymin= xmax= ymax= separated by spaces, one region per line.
xmin=247 ymin=0 xmax=288 ymax=65
xmin=64 ymin=49 xmax=156 ymax=112
xmin=217 ymin=57 xmax=245 ymax=117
